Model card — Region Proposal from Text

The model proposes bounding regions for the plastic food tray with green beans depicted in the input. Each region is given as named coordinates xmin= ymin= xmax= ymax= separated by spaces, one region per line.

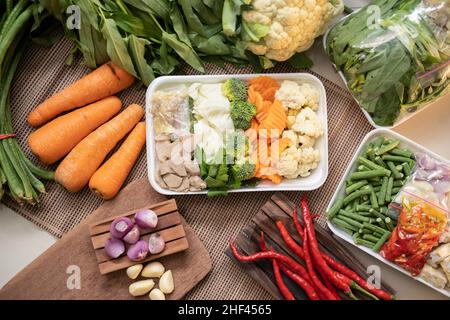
xmin=326 ymin=128 xmax=450 ymax=297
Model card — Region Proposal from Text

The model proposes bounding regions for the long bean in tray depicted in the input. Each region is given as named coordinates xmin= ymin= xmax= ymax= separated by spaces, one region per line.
xmin=0 ymin=0 xmax=54 ymax=205
xmin=327 ymin=136 xmax=416 ymax=252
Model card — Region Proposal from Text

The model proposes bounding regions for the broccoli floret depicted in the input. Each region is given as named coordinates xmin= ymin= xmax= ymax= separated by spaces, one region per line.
xmin=230 ymin=100 xmax=256 ymax=130
xmin=222 ymin=78 xmax=247 ymax=101
xmin=232 ymin=159 xmax=256 ymax=181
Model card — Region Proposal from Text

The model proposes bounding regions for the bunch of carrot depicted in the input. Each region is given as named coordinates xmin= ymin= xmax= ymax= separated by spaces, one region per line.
xmin=230 ymin=194 xmax=396 ymax=300
xmin=27 ymin=61 xmax=146 ymax=199
xmin=245 ymin=76 xmax=290 ymax=185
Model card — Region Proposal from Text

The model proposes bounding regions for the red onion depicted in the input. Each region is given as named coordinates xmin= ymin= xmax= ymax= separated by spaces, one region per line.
xmin=127 ymin=240 xmax=149 ymax=261
xmin=110 ymin=217 xmax=133 ymax=239
xmin=418 ymin=153 xmax=436 ymax=170
xmin=135 ymin=210 xmax=158 ymax=229
xmin=148 ymin=233 xmax=165 ymax=254
xmin=123 ymin=225 xmax=140 ymax=244
xmin=104 ymin=237 xmax=125 ymax=258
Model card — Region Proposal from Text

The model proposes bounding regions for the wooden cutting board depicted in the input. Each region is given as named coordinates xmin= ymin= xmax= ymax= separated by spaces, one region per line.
xmin=226 ymin=193 xmax=395 ymax=300
xmin=0 ymin=178 xmax=212 ymax=300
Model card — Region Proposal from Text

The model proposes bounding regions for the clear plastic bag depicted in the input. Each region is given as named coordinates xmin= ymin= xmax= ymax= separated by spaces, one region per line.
xmin=326 ymin=0 xmax=450 ymax=126
xmin=381 ymin=153 xmax=450 ymax=275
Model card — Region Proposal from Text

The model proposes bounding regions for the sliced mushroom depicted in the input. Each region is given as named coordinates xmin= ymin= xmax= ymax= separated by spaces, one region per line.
xmin=162 ymin=174 xmax=183 ymax=189
xmin=168 ymin=159 xmax=187 ymax=177
xmin=155 ymin=172 xmax=168 ymax=189
xmin=189 ymin=176 xmax=207 ymax=191
xmin=158 ymin=162 xmax=173 ymax=176
xmin=184 ymin=161 xmax=200 ymax=176
xmin=174 ymin=177 xmax=190 ymax=192
xmin=155 ymin=140 xmax=172 ymax=161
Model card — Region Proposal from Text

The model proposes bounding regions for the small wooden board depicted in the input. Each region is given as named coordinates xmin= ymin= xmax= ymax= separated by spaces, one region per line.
xmin=0 ymin=178 xmax=211 ymax=300
xmin=89 ymin=199 xmax=189 ymax=274
xmin=226 ymin=192 xmax=396 ymax=300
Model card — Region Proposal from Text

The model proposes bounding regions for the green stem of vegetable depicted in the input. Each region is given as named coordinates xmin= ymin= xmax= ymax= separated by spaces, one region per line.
xmin=0 ymin=0 xmax=27 ymax=41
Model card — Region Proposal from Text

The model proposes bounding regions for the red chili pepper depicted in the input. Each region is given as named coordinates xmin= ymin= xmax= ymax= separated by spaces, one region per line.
xmin=302 ymin=227 xmax=337 ymax=300
xmin=272 ymin=259 xmax=296 ymax=300
xmin=259 ymin=232 xmax=296 ymax=300
xmin=277 ymin=262 xmax=320 ymax=300
xmin=321 ymin=254 xmax=395 ymax=300
xmin=229 ymin=240 xmax=313 ymax=285
xmin=294 ymin=204 xmax=390 ymax=300
xmin=276 ymin=221 xmax=340 ymax=300
xmin=0 ymin=133 xmax=16 ymax=140
xmin=300 ymin=194 xmax=358 ymax=300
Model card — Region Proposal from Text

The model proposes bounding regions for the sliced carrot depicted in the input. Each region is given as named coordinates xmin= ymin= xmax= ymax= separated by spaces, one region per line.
xmin=28 ymin=62 xmax=135 ymax=127
xmin=89 ymin=122 xmax=146 ymax=200
xmin=55 ymin=104 xmax=144 ymax=193
xmin=260 ymin=86 xmax=278 ymax=102
xmin=249 ymin=76 xmax=280 ymax=92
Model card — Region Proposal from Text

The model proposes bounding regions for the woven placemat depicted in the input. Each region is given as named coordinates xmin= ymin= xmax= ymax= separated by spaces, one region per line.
xmin=3 ymin=36 xmax=373 ymax=299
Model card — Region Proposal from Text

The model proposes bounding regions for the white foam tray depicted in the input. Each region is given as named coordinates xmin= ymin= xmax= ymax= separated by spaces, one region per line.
xmin=145 ymin=73 xmax=329 ymax=195
xmin=326 ymin=128 xmax=450 ymax=297
xmin=322 ymin=12 xmax=448 ymax=129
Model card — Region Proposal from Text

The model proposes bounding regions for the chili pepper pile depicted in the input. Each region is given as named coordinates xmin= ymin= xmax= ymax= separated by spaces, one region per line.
xmin=229 ymin=194 xmax=396 ymax=300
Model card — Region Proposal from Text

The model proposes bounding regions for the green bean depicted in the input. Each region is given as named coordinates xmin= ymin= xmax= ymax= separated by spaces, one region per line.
xmin=385 ymin=217 xmax=394 ymax=231
xmin=357 ymin=156 xmax=391 ymax=176
xmin=345 ymin=180 xmax=368 ymax=195
xmin=374 ymin=156 xmax=387 ymax=168
xmin=343 ymin=188 xmax=372 ymax=205
xmin=361 ymin=200 xmax=370 ymax=205
xmin=337 ymin=215 xmax=364 ymax=229
xmin=372 ymin=136 xmax=385 ymax=149
xmin=327 ymin=197 xmax=344 ymax=220
xmin=374 ymin=185 xmax=381 ymax=192
xmin=372 ymin=232 xmax=392 ymax=252
xmin=402 ymin=162 xmax=411 ymax=177
xmin=0 ymin=165 xmax=6 ymax=184
xmin=389 ymin=148 xmax=414 ymax=159
xmin=357 ymin=165 xmax=370 ymax=171
xmin=338 ymin=210 xmax=371 ymax=223
xmin=391 ymin=187 xmax=401 ymax=195
xmin=358 ymin=228 xmax=372 ymax=234
xmin=386 ymin=161 xmax=403 ymax=179
xmin=355 ymin=237 xmax=377 ymax=248
xmin=356 ymin=204 xmax=372 ymax=212
xmin=356 ymin=211 xmax=374 ymax=217
xmin=373 ymin=232 xmax=384 ymax=238
xmin=363 ymin=234 xmax=381 ymax=243
xmin=363 ymin=222 xmax=389 ymax=234
xmin=377 ymin=176 xmax=388 ymax=205
xmin=352 ymin=198 xmax=359 ymax=211
xmin=365 ymin=185 xmax=379 ymax=209
xmin=365 ymin=147 xmax=376 ymax=162
xmin=369 ymin=208 xmax=386 ymax=220
xmin=376 ymin=217 xmax=387 ymax=229
xmin=396 ymin=164 xmax=403 ymax=172
xmin=382 ymin=154 xmax=414 ymax=165
xmin=332 ymin=218 xmax=359 ymax=232
xmin=393 ymin=180 xmax=404 ymax=187
xmin=349 ymin=169 xmax=387 ymax=181
xmin=0 ymin=144 xmax=23 ymax=198
xmin=385 ymin=176 xmax=394 ymax=201
xmin=375 ymin=140 xmax=399 ymax=155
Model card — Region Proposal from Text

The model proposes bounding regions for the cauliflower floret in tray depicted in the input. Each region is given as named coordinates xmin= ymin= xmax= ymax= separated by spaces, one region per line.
xmin=275 ymin=80 xmax=320 ymax=111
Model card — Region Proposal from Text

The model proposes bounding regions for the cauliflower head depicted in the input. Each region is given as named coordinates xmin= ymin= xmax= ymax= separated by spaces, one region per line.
xmin=243 ymin=0 xmax=344 ymax=61
xmin=277 ymin=145 xmax=320 ymax=179
xmin=291 ymin=107 xmax=324 ymax=138
xmin=276 ymin=80 xmax=320 ymax=111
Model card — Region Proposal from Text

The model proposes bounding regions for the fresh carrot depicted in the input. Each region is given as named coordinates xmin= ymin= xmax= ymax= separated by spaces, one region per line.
xmin=89 ymin=122 xmax=146 ymax=200
xmin=28 ymin=96 xmax=122 ymax=165
xmin=55 ymin=104 xmax=144 ymax=193
xmin=28 ymin=62 xmax=134 ymax=127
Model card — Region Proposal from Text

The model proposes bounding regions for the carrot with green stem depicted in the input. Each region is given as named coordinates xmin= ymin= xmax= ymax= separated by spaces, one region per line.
xmin=55 ymin=104 xmax=144 ymax=193
xmin=28 ymin=96 xmax=122 ymax=165
xmin=89 ymin=121 xmax=146 ymax=200
xmin=27 ymin=62 xmax=134 ymax=127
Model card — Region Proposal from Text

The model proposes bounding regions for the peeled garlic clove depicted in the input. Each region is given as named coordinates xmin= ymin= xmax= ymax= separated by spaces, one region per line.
xmin=126 ymin=264 xmax=143 ymax=280
xmin=141 ymin=261 xmax=165 ymax=278
xmin=159 ymin=270 xmax=174 ymax=294
xmin=149 ymin=288 xmax=165 ymax=300
xmin=129 ymin=279 xmax=155 ymax=297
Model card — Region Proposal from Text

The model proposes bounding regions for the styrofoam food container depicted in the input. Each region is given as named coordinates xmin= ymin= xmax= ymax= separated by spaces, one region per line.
xmin=326 ymin=128 xmax=450 ymax=297
xmin=146 ymin=73 xmax=329 ymax=195
xmin=322 ymin=14 xmax=448 ymax=129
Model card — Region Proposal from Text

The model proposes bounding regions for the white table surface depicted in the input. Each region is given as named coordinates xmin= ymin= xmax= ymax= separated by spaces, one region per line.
xmin=1 ymin=0 xmax=449 ymax=299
